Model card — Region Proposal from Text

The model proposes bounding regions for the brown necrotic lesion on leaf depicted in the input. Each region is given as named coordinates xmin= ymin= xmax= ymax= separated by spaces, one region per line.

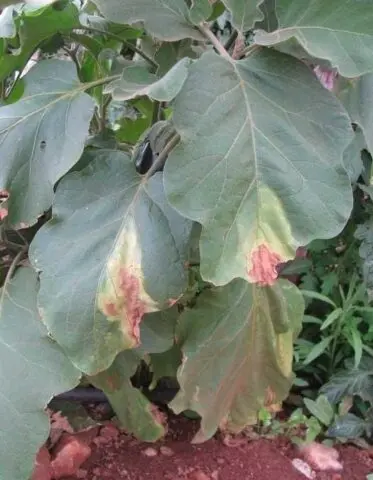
xmin=97 ymin=222 xmax=159 ymax=348
xmin=247 ymin=244 xmax=282 ymax=286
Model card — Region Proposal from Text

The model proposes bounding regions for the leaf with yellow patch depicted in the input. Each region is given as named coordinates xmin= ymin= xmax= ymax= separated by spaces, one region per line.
xmin=30 ymin=150 xmax=193 ymax=375
xmin=164 ymin=49 xmax=353 ymax=287
xmin=170 ymin=278 xmax=304 ymax=442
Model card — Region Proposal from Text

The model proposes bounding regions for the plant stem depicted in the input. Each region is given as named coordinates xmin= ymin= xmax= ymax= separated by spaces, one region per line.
xmin=152 ymin=100 xmax=161 ymax=125
xmin=62 ymin=46 xmax=80 ymax=74
xmin=224 ymin=30 xmax=238 ymax=51
xmin=243 ymin=43 xmax=261 ymax=57
xmin=0 ymin=246 xmax=27 ymax=307
xmin=198 ymin=23 xmax=231 ymax=60
xmin=144 ymin=133 xmax=180 ymax=178
xmin=78 ymin=26 xmax=158 ymax=69
xmin=82 ymin=74 xmax=121 ymax=91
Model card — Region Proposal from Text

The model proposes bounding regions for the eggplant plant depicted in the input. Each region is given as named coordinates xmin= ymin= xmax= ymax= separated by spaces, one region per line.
xmin=1 ymin=0 xmax=373 ymax=478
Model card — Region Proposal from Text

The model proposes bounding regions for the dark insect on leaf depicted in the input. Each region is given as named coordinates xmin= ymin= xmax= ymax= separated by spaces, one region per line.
xmin=134 ymin=140 xmax=155 ymax=175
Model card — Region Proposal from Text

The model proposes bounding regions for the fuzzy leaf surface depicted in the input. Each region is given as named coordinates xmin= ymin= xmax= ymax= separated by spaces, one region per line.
xmin=30 ymin=150 xmax=192 ymax=374
xmin=164 ymin=49 xmax=353 ymax=287
xmin=0 ymin=59 xmax=94 ymax=226
xmin=106 ymin=58 xmax=190 ymax=101
xmin=222 ymin=0 xmax=263 ymax=31
xmin=0 ymin=268 xmax=80 ymax=480
xmin=255 ymin=0 xmax=373 ymax=77
xmin=171 ymin=279 xmax=304 ymax=441
xmin=91 ymin=0 xmax=203 ymax=41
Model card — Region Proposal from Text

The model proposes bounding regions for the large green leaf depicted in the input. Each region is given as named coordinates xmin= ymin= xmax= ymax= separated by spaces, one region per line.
xmin=341 ymin=75 xmax=373 ymax=157
xmin=0 ymin=1 xmax=80 ymax=81
xmin=30 ymin=150 xmax=193 ymax=374
xmin=221 ymin=0 xmax=262 ymax=32
xmin=89 ymin=351 xmax=166 ymax=441
xmin=170 ymin=278 xmax=304 ymax=442
xmin=0 ymin=59 xmax=95 ymax=226
xmin=254 ymin=0 xmax=373 ymax=77
xmin=0 ymin=267 xmax=80 ymax=480
xmin=91 ymin=0 xmax=203 ymax=41
xmin=106 ymin=58 xmax=191 ymax=102
xmin=164 ymin=49 xmax=353 ymax=287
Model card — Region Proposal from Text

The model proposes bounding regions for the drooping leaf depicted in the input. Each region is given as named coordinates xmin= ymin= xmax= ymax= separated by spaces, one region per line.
xmin=164 ymin=49 xmax=353 ymax=287
xmin=341 ymin=75 xmax=373 ymax=157
xmin=105 ymin=58 xmax=191 ymax=102
xmin=30 ymin=150 xmax=193 ymax=374
xmin=89 ymin=351 xmax=166 ymax=441
xmin=222 ymin=0 xmax=263 ymax=32
xmin=0 ymin=267 xmax=80 ymax=480
xmin=0 ymin=1 xmax=80 ymax=82
xmin=355 ymin=219 xmax=373 ymax=299
xmin=254 ymin=0 xmax=373 ymax=77
xmin=91 ymin=0 xmax=203 ymax=41
xmin=0 ymin=59 xmax=95 ymax=226
xmin=170 ymin=278 xmax=304 ymax=441
xmin=320 ymin=356 xmax=373 ymax=405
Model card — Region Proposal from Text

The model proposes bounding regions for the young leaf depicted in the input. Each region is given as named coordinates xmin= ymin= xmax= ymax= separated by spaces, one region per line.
xmin=30 ymin=150 xmax=193 ymax=374
xmin=188 ymin=0 xmax=213 ymax=25
xmin=320 ymin=356 xmax=373 ymax=404
xmin=89 ymin=351 xmax=166 ymax=441
xmin=254 ymin=0 xmax=373 ymax=77
xmin=304 ymin=336 xmax=333 ymax=365
xmin=221 ymin=0 xmax=263 ymax=32
xmin=304 ymin=395 xmax=334 ymax=427
xmin=91 ymin=0 xmax=203 ymax=41
xmin=321 ymin=308 xmax=343 ymax=331
xmin=0 ymin=267 xmax=80 ymax=480
xmin=0 ymin=1 xmax=80 ymax=82
xmin=164 ymin=49 xmax=353 ymax=288
xmin=170 ymin=278 xmax=304 ymax=442
xmin=106 ymin=58 xmax=191 ymax=102
xmin=0 ymin=59 xmax=95 ymax=226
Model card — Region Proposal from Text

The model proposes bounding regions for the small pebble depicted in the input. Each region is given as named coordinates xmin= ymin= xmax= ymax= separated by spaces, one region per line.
xmin=142 ymin=447 xmax=158 ymax=457
xmin=160 ymin=446 xmax=174 ymax=457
